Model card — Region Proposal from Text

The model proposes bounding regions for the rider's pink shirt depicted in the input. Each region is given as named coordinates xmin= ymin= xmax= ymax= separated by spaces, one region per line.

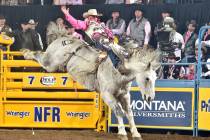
xmin=65 ymin=13 xmax=88 ymax=30
xmin=64 ymin=13 xmax=113 ymax=39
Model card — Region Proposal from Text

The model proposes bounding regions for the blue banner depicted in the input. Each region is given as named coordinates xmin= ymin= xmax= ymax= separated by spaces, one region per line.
xmin=111 ymin=91 xmax=192 ymax=127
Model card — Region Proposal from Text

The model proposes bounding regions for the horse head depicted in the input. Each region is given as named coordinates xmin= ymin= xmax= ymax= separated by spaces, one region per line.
xmin=124 ymin=46 xmax=161 ymax=102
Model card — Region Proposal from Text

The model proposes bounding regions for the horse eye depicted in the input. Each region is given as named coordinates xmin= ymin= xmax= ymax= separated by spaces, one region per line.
xmin=146 ymin=77 xmax=150 ymax=81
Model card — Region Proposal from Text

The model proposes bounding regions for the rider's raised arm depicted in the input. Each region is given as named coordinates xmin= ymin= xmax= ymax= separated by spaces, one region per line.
xmin=61 ymin=6 xmax=87 ymax=30
xmin=65 ymin=14 xmax=87 ymax=30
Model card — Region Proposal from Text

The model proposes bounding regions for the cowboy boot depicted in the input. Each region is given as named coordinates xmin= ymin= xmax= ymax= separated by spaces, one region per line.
xmin=117 ymin=64 xmax=130 ymax=75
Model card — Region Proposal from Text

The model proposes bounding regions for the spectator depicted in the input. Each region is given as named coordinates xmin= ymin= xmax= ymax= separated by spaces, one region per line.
xmin=148 ymin=0 xmax=163 ymax=4
xmin=0 ymin=0 xmax=18 ymax=5
xmin=106 ymin=10 xmax=125 ymax=41
xmin=182 ymin=20 xmax=197 ymax=63
xmin=56 ymin=17 xmax=67 ymax=31
xmin=202 ymin=58 xmax=210 ymax=79
xmin=162 ymin=52 xmax=185 ymax=79
xmin=13 ymin=20 xmax=43 ymax=51
xmin=105 ymin=0 xmax=124 ymax=4
xmin=53 ymin=0 xmax=83 ymax=5
xmin=200 ymin=39 xmax=210 ymax=49
xmin=184 ymin=64 xmax=195 ymax=80
xmin=164 ymin=0 xmax=176 ymax=4
xmin=18 ymin=0 xmax=33 ymax=5
xmin=125 ymin=0 xmax=143 ymax=4
xmin=0 ymin=15 xmax=13 ymax=37
xmin=194 ymin=42 xmax=207 ymax=62
xmin=84 ymin=0 xmax=104 ymax=4
xmin=0 ymin=0 xmax=34 ymax=5
xmin=202 ymin=22 xmax=210 ymax=54
xmin=194 ymin=44 xmax=210 ymax=79
xmin=0 ymin=14 xmax=13 ymax=59
xmin=126 ymin=9 xmax=151 ymax=47
xmin=27 ymin=19 xmax=44 ymax=50
xmin=33 ymin=0 xmax=52 ymax=5
xmin=203 ymin=22 xmax=210 ymax=41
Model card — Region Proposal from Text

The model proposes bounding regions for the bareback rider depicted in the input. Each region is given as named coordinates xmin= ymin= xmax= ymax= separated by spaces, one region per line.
xmin=61 ymin=6 xmax=129 ymax=68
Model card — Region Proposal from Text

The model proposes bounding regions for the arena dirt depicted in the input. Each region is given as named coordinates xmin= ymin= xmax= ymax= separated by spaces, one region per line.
xmin=0 ymin=129 xmax=209 ymax=140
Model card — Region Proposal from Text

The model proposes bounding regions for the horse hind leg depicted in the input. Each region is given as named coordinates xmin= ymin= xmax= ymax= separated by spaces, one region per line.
xmin=21 ymin=49 xmax=36 ymax=60
xmin=21 ymin=49 xmax=42 ymax=61
xmin=118 ymin=93 xmax=142 ymax=140
xmin=21 ymin=49 xmax=57 ymax=72
xmin=35 ymin=52 xmax=58 ymax=72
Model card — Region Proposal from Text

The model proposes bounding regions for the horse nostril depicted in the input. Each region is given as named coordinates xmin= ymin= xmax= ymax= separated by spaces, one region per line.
xmin=144 ymin=95 xmax=146 ymax=100
xmin=148 ymin=97 xmax=151 ymax=102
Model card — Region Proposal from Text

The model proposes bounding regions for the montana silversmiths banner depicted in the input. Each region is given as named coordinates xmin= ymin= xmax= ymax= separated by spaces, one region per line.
xmin=109 ymin=89 xmax=194 ymax=129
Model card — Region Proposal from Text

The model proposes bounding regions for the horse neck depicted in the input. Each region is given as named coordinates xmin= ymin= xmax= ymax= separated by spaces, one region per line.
xmin=114 ymin=60 xmax=134 ymax=84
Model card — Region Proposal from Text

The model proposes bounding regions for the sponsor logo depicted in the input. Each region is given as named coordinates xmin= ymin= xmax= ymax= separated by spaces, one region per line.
xmin=131 ymin=100 xmax=186 ymax=118
xmin=66 ymin=112 xmax=90 ymax=119
xmin=201 ymin=99 xmax=210 ymax=112
xmin=111 ymin=91 xmax=192 ymax=127
xmin=6 ymin=111 xmax=30 ymax=118
xmin=40 ymin=76 xmax=56 ymax=86
xmin=62 ymin=40 xmax=73 ymax=46
xmin=34 ymin=107 xmax=60 ymax=122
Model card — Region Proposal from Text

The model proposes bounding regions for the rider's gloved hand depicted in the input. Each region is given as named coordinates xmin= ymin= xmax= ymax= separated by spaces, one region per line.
xmin=92 ymin=33 xmax=102 ymax=41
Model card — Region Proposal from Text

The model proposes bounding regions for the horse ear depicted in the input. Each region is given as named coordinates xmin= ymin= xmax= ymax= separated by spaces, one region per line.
xmin=145 ymin=62 xmax=151 ymax=71
xmin=152 ymin=63 xmax=161 ymax=71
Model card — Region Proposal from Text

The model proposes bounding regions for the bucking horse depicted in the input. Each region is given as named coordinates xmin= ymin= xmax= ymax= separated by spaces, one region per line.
xmin=21 ymin=21 xmax=161 ymax=140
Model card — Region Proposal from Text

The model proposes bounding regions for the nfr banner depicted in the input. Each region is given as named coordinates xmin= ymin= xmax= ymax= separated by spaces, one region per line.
xmin=109 ymin=89 xmax=194 ymax=129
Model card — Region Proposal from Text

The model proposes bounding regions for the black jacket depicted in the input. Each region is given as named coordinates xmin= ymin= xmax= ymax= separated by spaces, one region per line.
xmin=183 ymin=32 xmax=197 ymax=56
xmin=12 ymin=29 xmax=42 ymax=51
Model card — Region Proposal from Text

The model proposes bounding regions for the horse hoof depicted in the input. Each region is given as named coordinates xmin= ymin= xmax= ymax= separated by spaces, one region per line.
xmin=132 ymin=137 xmax=143 ymax=140
xmin=118 ymin=135 xmax=128 ymax=140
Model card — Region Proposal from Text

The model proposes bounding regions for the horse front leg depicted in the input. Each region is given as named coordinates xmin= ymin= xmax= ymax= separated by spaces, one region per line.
xmin=119 ymin=93 xmax=142 ymax=140
xmin=101 ymin=92 xmax=128 ymax=140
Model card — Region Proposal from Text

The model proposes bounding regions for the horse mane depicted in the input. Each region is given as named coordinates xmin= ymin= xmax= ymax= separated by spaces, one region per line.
xmin=128 ymin=46 xmax=161 ymax=70
xmin=46 ymin=21 xmax=69 ymax=45
xmin=119 ymin=35 xmax=160 ymax=66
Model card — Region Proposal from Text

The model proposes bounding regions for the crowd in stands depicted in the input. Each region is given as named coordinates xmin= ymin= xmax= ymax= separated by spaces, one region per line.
xmin=0 ymin=0 xmax=209 ymax=5
xmin=0 ymin=0 xmax=153 ymax=5
xmin=0 ymin=3 xmax=210 ymax=80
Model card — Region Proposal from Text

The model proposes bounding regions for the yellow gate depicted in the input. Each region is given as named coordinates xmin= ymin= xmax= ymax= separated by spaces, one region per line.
xmin=0 ymin=51 xmax=107 ymax=131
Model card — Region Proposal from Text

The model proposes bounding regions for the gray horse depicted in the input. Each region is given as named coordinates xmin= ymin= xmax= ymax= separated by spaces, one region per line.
xmin=22 ymin=23 xmax=160 ymax=140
